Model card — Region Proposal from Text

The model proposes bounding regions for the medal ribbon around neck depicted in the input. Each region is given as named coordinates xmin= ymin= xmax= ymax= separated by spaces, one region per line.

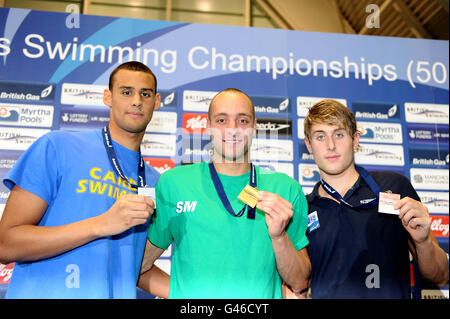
xmin=102 ymin=125 xmax=146 ymax=191
xmin=320 ymin=165 xmax=381 ymax=208
xmin=209 ymin=162 xmax=257 ymax=219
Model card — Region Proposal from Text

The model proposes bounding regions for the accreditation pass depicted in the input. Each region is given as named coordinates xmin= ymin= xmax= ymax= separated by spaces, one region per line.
xmin=378 ymin=192 xmax=400 ymax=215
xmin=138 ymin=187 xmax=156 ymax=208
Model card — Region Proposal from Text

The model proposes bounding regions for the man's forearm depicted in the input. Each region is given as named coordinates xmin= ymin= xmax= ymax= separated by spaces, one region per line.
xmin=415 ymin=234 xmax=449 ymax=286
xmin=0 ymin=216 xmax=103 ymax=264
xmin=138 ymin=265 xmax=170 ymax=298
xmin=271 ymin=232 xmax=311 ymax=293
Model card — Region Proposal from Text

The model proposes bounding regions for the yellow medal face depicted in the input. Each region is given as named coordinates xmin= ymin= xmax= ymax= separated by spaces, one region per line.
xmin=237 ymin=184 xmax=259 ymax=208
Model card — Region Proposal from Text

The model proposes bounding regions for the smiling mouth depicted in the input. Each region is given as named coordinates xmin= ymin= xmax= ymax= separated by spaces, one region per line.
xmin=223 ymin=139 xmax=243 ymax=144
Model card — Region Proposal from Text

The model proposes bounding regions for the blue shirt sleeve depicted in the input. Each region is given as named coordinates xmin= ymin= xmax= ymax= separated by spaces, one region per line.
xmin=3 ymin=133 xmax=60 ymax=204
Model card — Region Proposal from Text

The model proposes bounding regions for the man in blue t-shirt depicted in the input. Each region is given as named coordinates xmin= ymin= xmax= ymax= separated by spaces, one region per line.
xmin=0 ymin=61 xmax=169 ymax=298
xmin=292 ymin=99 xmax=448 ymax=298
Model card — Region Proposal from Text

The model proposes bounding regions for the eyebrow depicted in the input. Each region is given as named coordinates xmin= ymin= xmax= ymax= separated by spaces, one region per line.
xmin=213 ymin=112 xmax=253 ymax=118
xmin=311 ymin=127 xmax=345 ymax=135
xmin=119 ymin=86 xmax=154 ymax=93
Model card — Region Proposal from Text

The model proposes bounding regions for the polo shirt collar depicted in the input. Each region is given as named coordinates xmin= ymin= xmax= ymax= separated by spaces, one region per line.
xmin=306 ymin=173 xmax=374 ymax=206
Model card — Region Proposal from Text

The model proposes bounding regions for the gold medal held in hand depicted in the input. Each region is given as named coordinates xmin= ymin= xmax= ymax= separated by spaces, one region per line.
xmin=238 ymin=185 xmax=259 ymax=208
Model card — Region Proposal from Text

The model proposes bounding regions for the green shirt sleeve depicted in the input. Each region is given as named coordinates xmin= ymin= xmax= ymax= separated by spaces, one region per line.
xmin=286 ymin=182 xmax=309 ymax=251
xmin=148 ymin=172 xmax=173 ymax=250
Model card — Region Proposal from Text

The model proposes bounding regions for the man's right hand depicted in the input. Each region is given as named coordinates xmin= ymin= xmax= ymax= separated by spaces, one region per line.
xmin=95 ymin=194 xmax=155 ymax=237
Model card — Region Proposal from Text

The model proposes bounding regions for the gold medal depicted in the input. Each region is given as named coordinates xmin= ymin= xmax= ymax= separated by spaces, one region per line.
xmin=238 ymin=184 xmax=259 ymax=208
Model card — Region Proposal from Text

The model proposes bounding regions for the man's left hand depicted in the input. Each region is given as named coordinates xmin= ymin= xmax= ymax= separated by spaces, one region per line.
xmin=256 ymin=191 xmax=293 ymax=240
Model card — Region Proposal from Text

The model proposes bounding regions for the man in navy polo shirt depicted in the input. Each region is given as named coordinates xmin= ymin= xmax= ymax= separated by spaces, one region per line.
xmin=295 ymin=99 xmax=448 ymax=299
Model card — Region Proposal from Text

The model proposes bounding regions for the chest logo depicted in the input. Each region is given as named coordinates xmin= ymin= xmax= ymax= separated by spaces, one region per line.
xmin=307 ymin=211 xmax=320 ymax=233
xmin=176 ymin=201 xmax=198 ymax=213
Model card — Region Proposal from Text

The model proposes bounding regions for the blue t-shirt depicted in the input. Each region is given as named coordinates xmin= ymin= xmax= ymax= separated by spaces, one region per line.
xmin=3 ymin=130 xmax=160 ymax=299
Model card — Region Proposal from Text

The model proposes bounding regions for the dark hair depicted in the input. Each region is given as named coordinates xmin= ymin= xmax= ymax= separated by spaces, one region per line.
xmin=108 ymin=61 xmax=157 ymax=92
xmin=208 ymin=88 xmax=255 ymax=120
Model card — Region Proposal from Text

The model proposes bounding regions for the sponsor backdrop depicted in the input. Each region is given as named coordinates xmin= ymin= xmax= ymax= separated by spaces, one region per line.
xmin=0 ymin=8 xmax=448 ymax=299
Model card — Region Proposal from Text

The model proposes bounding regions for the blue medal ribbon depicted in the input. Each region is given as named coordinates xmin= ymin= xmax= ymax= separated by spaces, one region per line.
xmin=320 ymin=165 xmax=380 ymax=208
xmin=101 ymin=125 xmax=146 ymax=191
xmin=209 ymin=162 xmax=257 ymax=219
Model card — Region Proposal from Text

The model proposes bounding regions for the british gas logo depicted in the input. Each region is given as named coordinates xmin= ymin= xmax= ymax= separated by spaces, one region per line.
xmin=0 ymin=81 xmax=55 ymax=103
xmin=254 ymin=96 xmax=290 ymax=114
xmin=353 ymin=102 xmax=399 ymax=121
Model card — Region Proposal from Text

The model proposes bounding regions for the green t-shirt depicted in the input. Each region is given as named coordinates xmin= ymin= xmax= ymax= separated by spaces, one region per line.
xmin=148 ymin=162 xmax=309 ymax=299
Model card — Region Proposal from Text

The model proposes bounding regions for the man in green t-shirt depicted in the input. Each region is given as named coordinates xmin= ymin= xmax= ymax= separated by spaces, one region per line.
xmin=138 ymin=88 xmax=311 ymax=298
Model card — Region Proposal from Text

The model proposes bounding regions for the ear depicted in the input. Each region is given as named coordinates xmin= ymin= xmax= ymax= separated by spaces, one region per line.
xmin=103 ymin=88 xmax=112 ymax=108
xmin=154 ymin=92 xmax=162 ymax=111
xmin=352 ymin=130 xmax=360 ymax=152
xmin=253 ymin=117 xmax=257 ymax=136
xmin=205 ymin=116 xmax=211 ymax=135
xmin=304 ymin=136 xmax=313 ymax=154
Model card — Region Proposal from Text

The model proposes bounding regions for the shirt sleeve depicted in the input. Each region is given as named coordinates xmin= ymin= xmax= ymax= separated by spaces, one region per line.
xmin=399 ymin=175 xmax=421 ymax=202
xmin=286 ymin=182 xmax=310 ymax=251
xmin=3 ymin=133 xmax=60 ymax=204
xmin=148 ymin=172 xmax=173 ymax=250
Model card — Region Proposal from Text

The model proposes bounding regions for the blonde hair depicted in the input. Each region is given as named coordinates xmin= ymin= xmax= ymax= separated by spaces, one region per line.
xmin=304 ymin=99 xmax=357 ymax=140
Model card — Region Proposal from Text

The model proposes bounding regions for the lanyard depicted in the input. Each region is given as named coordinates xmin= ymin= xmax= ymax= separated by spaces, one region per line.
xmin=209 ymin=162 xmax=257 ymax=220
xmin=320 ymin=165 xmax=380 ymax=208
xmin=101 ymin=125 xmax=146 ymax=191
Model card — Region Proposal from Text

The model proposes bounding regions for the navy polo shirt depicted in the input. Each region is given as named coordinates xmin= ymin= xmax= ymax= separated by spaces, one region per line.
xmin=306 ymin=171 xmax=420 ymax=299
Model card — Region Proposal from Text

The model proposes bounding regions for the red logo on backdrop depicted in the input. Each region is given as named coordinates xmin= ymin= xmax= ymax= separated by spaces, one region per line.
xmin=182 ymin=113 xmax=208 ymax=134
xmin=0 ymin=263 xmax=14 ymax=284
xmin=144 ymin=158 xmax=175 ymax=175
xmin=430 ymin=215 xmax=449 ymax=238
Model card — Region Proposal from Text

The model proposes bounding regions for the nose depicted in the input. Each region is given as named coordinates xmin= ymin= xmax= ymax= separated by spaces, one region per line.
xmin=326 ymin=136 xmax=336 ymax=150
xmin=225 ymin=120 xmax=239 ymax=137
xmin=132 ymin=94 xmax=143 ymax=108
